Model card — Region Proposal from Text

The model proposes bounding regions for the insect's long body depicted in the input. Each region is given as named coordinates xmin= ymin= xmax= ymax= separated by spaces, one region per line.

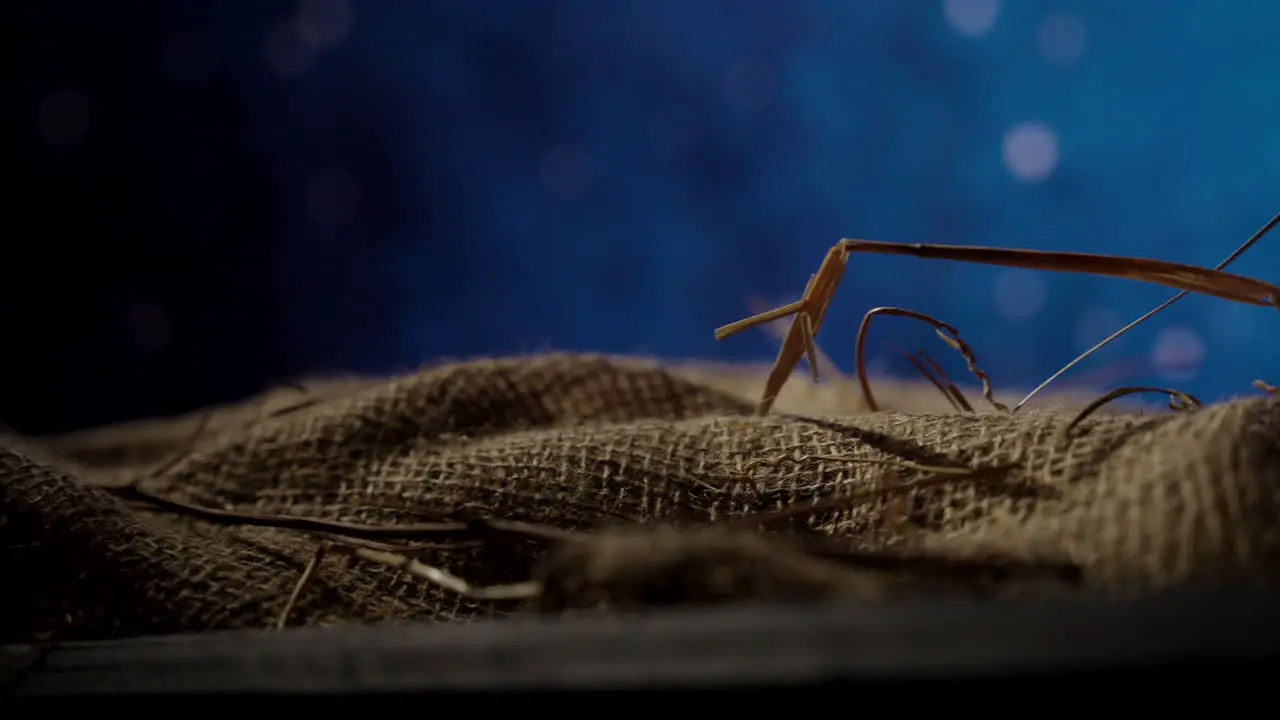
xmin=839 ymin=239 xmax=1280 ymax=308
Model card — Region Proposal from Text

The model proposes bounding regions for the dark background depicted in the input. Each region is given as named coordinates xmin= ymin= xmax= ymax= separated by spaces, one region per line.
xmin=5 ymin=0 xmax=1278 ymax=435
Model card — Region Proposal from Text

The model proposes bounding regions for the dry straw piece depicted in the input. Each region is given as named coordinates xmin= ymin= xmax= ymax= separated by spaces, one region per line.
xmin=2 ymin=215 xmax=1279 ymax=645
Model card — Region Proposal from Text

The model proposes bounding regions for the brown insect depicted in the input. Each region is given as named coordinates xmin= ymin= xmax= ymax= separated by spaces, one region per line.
xmin=715 ymin=219 xmax=1280 ymax=416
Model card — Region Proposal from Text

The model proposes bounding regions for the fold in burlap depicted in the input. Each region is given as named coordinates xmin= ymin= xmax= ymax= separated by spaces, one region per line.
xmin=3 ymin=353 xmax=1278 ymax=644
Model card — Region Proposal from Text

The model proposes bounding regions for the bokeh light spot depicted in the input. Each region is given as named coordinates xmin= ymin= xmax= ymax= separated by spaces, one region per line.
xmin=943 ymin=0 xmax=999 ymax=38
xmin=264 ymin=21 xmax=319 ymax=77
xmin=297 ymin=0 xmax=354 ymax=51
xmin=991 ymin=269 xmax=1047 ymax=322
xmin=1037 ymin=12 xmax=1090 ymax=68
xmin=1152 ymin=325 xmax=1206 ymax=380
xmin=1002 ymin=121 xmax=1060 ymax=183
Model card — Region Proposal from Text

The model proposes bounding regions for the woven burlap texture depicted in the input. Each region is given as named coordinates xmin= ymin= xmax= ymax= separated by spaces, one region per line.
xmin=3 ymin=353 xmax=1278 ymax=644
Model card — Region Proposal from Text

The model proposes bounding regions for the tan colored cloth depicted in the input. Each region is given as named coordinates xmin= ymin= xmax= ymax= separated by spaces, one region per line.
xmin=3 ymin=354 xmax=1277 ymax=644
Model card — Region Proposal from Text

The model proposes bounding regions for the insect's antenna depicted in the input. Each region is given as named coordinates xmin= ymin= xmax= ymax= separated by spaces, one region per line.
xmin=1015 ymin=211 xmax=1280 ymax=412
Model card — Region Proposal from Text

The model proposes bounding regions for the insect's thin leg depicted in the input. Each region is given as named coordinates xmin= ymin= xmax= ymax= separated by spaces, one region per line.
xmin=714 ymin=300 xmax=806 ymax=340
xmin=800 ymin=312 xmax=820 ymax=383
xmin=796 ymin=272 xmax=822 ymax=383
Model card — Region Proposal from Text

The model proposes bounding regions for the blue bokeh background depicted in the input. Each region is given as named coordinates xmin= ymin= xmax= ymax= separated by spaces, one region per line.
xmin=14 ymin=0 xmax=1280 ymax=431
xmin=229 ymin=0 xmax=1278 ymax=401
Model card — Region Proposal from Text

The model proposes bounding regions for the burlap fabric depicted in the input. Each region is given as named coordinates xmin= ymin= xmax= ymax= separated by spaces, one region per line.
xmin=3 ymin=353 xmax=1278 ymax=645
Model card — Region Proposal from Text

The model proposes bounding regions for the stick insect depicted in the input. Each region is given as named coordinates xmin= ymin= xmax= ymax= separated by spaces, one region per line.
xmin=715 ymin=218 xmax=1280 ymax=416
